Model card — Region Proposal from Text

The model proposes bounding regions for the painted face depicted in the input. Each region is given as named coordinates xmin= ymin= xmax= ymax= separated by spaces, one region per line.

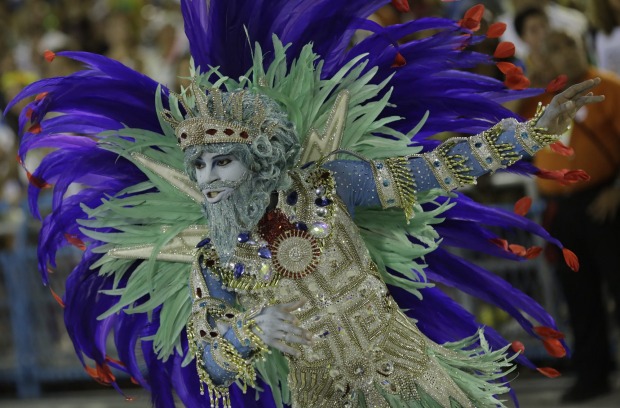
xmin=193 ymin=151 xmax=248 ymax=204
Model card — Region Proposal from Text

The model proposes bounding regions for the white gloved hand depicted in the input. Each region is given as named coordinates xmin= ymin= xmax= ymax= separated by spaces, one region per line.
xmin=252 ymin=299 xmax=313 ymax=358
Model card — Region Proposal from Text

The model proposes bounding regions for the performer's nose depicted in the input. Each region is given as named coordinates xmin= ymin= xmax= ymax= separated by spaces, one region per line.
xmin=204 ymin=166 xmax=219 ymax=183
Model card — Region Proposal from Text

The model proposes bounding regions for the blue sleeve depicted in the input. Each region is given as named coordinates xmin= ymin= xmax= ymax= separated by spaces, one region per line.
xmin=196 ymin=268 xmax=252 ymax=385
xmin=324 ymin=118 xmax=542 ymax=214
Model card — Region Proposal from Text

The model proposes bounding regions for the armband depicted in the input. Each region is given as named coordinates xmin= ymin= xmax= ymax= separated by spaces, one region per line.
xmin=515 ymin=102 xmax=563 ymax=155
xmin=371 ymin=157 xmax=417 ymax=221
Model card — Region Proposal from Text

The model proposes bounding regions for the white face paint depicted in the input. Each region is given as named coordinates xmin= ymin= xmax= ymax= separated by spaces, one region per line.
xmin=194 ymin=151 xmax=248 ymax=204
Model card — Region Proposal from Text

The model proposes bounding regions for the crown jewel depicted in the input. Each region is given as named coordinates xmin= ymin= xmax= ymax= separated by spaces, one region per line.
xmin=161 ymin=81 xmax=270 ymax=150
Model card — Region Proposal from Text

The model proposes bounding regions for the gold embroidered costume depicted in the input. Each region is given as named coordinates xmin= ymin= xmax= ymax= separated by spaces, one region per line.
xmin=189 ymin=166 xmax=473 ymax=407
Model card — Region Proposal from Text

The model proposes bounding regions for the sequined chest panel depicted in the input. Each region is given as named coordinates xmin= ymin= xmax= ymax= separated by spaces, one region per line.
xmin=238 ymin=167 xmax=431 ymax=407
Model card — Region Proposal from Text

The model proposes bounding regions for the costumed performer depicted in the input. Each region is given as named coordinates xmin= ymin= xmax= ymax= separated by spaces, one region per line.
xmin=6 ymin=1 xmax=604 ymax=407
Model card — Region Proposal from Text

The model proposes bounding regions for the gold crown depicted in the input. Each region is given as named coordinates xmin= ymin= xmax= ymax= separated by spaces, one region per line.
xmin=161 ymin=81 xmax=269 ymax=150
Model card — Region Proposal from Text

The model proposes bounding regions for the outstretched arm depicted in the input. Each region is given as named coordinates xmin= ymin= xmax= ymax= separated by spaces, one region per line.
xmin=326 ymin=78 xmax=604 ymax=219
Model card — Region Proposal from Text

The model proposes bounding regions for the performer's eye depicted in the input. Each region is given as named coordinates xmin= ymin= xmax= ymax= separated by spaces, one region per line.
xmin=216 ymin=158 xmax=232 ymax=166
xmin=194 ymin=160 xmax=205 ymax=170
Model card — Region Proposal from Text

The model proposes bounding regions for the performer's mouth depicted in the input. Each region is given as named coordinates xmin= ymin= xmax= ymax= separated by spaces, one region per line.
xmin=203 ymin=188 xmax=231 ymax=203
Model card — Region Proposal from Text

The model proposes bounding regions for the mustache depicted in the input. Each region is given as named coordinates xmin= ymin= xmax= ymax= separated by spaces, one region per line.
xmin=198 ymin=179 xmax=243 ymax=190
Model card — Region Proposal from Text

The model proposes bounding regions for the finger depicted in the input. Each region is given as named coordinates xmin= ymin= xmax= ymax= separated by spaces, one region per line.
xmin=279 ymin=299 xmax=307 ymax=313
xmin=273 ymin=323 xmax=313 ymax=341
xmin=574 ymin=94 xmax=605 ymax=109
xmin=268 ymin=308 xmax=300 ymax=324
xmin=279 ymin=331 xmax=312 ymax=345
xmin=252 ymin=326 xmax=270 ymax=344
xmin=559 ymin=77 xmax=601 ymax=100
xmin=270 ymin=341 xmax=301 ymax=358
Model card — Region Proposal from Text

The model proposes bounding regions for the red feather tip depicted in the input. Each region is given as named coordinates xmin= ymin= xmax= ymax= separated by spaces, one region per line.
xmin=28 ymin=124 xmax=42 ymax=134
xmin=546 ymin=74 xmax=568 ymax=93
xmin=489 ymin=237 xmax=508 ymax=251
xmin=64 ymin=233 xmax=87 ymax=251
xmin=508 ymin=244 xmax=526 ymax=257
xmin=43 ymin=50 xmax=56 ymax=62
xmin=391 ymin=52 xmax=407 ymax=68
xmin=511 ymin=340 xmax=525 ymax=353
xmin=550 ymin=141 xmax=574 ymax=157
xmin=513 ymin=196 xmax=532 ymax=216
xmin=504 ymin=72 xmax=530 ymax=90
xmin=50 ymin=287 xmax=65 ymax=308
xmin=536 ymin=168 xmax=590 ymax=186
xmin=543 ymin=338 xmax=567 ymax=358
xmin=458 ymin=4 xmax=484 ymax=31
xmin=26 ymin=170 xmax=51 ymax=189
xmin=537 ymin=367 xmax=561 ymax=378
xmin=496 ymin=61 xmax=520 ymax=75
xmin=524 ymin=246 xmax=543 ymax=259
xmin=562 ymin=248 xmax=580 ymax=272
xmin=494 ymin=41 xmax=516 ymax=59
xmin=391 ymin=0 xmax=410 ymax=13
xmin=35 ymin=92 xmax=48 ymax=101
xmin=533 ymin=326 xmax=566 ymax=339
xmin=486 ymin=22 xmax=506 ymax=38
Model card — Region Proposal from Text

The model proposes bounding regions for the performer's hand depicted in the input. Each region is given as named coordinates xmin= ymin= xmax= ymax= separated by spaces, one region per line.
xmin=252 ymin=300 xmax=313 ymax=358
xmin=536 ymin=78 xmax=605 ymax=134
xmin=587 ymin=186 xmax=620 ymax=223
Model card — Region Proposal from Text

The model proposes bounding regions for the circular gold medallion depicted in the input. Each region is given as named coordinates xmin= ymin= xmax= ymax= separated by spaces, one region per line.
xmin=272 ymin=229 xmax=320 ymax=279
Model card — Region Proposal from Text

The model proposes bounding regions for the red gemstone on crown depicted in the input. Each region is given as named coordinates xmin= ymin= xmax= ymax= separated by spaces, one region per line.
xmin=224 ymin=128 xmax=234 ymax=136
xmin=240 ymin=131 xmax=249 ymax=139
xmin=206 ymin=129 xmax=217 ymax=135
xmin=180 ymin=132 xmax=188 ymax=139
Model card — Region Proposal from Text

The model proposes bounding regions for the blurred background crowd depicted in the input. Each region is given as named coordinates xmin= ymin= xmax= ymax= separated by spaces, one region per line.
xmin=1 ymin=0 xmax=619 ymax=406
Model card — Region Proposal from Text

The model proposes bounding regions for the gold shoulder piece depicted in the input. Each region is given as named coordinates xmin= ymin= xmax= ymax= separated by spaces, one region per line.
xmin=109 ymin=225 xmax=209 ymax=263
xmin=130 ymin=152 xmax=204 ymax=203
xmin=299 ymin=90 xmax=350 ymax=165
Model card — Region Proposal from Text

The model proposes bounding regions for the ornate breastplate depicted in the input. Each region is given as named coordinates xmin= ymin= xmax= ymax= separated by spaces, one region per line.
xmin=196 ymin=166 xmax=339 ymax=293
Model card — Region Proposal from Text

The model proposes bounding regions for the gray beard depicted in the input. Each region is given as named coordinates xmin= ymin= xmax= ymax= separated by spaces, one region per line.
xmin=202 ymin=177 xmax=273 ymax=264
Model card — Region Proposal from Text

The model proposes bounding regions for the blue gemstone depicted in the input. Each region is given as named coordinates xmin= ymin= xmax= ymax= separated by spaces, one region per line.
xmin=485 ymin=157 xmax=493 ymax=163
xmin=434 ymin=160 xmax=441 ymax=167
xmin=376 ymin=162 xmax=384 ymax=169
xmin=387 ymin=198 xmax=395 ymax=204
xmin=237 ymin=232 xmax=250 ymax=243
xmin=286 ymin=191 xmax=298 ymax=205
xmin=475 ymin=142 xmax=482 ymax=148
xmin=196 ymin=237 xmax=211 ymax=248
xmin=295 ymin=222 xmax=308 ymax=231
xmin=199 ymin=302 xmax=206 ymax=308
xmin=383 ymin=179 xmax=390 ymax=187
xmin=315 ymin=197 xmax=331 ymax=207
xmin=521 ymin=132 xmax=529 ymax=139
xmin=233 ymin=263 xmax=245 ymax=279
xmin=258 ymin=246 xmax=272 ymax=259
xmin=444 ymin=177 xmax=452 ymax=184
